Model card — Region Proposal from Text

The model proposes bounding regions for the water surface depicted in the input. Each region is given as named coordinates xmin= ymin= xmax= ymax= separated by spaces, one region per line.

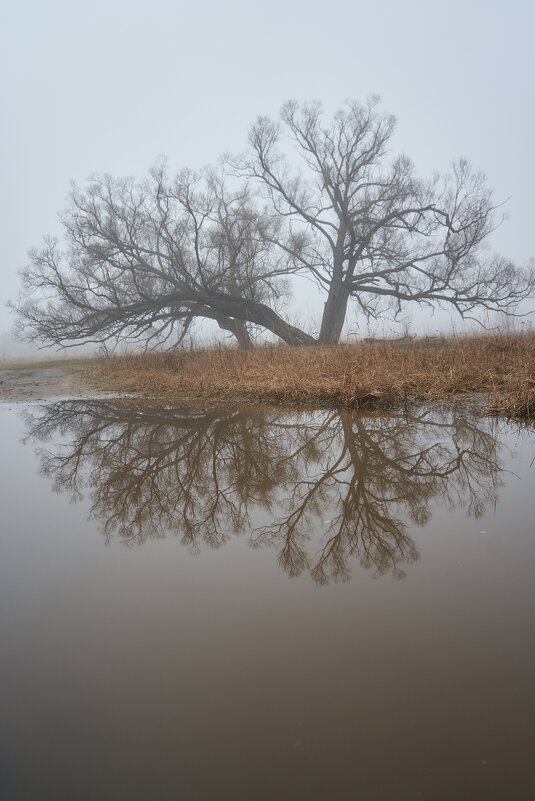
xmin=0 ymin=401 xmax=534 ymax=800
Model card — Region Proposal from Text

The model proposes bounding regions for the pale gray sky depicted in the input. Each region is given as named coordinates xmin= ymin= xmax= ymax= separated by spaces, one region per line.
xmin=1 ymin=0 xmax=534 ymax=353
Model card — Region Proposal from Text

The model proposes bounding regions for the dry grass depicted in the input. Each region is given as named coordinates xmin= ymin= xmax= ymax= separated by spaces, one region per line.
xmin=85 ymin=332 xmax=535 ymax=419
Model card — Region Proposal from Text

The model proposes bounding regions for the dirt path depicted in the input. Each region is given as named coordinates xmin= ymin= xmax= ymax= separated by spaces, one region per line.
xmin=0 ymin=363 xmax=89 ymax=403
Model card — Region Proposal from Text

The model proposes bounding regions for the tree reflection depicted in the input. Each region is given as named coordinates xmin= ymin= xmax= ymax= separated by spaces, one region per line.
xmin=23 ymin=401 xmax=502 ymax=582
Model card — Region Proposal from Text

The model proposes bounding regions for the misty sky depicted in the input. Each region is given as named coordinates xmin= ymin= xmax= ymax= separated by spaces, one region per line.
xmin=1 ymin=0 xmax=534 ymax=353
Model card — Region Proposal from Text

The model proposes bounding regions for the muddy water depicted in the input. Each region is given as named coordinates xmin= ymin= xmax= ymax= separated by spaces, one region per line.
xmin=0 ymin=400 xmax=534 ymax=800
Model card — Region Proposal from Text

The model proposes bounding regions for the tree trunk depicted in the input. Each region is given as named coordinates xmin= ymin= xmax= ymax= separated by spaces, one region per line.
xmin=166 ymin=292 xmax=317 ymax=348
xmin=207 ymin=295 xmax=317 ymax=347
xmin=232 ymin=319 xmax=253 ymax=350
xmin=249 ymin=305 xmax=317 ymax=347
xmin=318 ymin=284 xmax=351 ymax=345
xmin=217 ymin=316 xmax=253 ymax=350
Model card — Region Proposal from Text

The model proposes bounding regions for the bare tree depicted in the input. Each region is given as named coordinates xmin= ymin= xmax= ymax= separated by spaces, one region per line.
xmin=240 ymin=98 xmax=534 ymax=344
xmin=13 ymin=99 xmax=533 ymax=352
xmin=12 ymin=164 xmax=314 ymax=350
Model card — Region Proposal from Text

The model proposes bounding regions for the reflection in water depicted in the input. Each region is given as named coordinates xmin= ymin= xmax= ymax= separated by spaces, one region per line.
xmin=23 ymin=401 xmax=503 ymax=582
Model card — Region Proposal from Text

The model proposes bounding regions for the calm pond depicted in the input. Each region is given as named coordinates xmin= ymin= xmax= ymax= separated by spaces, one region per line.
xmin=0 ymin=400 xmax=534 ymax=800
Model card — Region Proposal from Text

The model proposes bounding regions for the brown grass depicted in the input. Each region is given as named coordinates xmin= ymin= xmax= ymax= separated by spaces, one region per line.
xmin=84 ymin=332 xmax=535 ymax=419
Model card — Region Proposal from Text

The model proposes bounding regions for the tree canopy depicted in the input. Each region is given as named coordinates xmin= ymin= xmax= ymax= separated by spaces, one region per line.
xmin=13 ymin=99 xmax=534 ymax=350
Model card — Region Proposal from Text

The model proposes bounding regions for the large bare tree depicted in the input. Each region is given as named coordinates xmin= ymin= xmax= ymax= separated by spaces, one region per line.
xmin=241 ymin=98 xmax=534 ymax=343
xmin=13 ymin=99 xmax=533 ymax=351
xmin=13 ymin=164 xmax=313 ymax=349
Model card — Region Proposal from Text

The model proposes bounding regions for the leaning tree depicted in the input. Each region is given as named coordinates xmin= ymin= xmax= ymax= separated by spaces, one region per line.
xmin=240 ymin=98 xmax=534 ymax=344
xmin=12 ymin=164 xmax=313 ymax=350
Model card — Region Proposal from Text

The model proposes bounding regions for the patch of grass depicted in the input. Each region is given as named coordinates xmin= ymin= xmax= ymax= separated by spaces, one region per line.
xmin=85 ymin=332 xmax=535 ymax=418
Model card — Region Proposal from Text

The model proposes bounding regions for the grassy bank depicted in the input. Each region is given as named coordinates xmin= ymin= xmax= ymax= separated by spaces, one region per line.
xmin=85 ymin=332 xmax=535 ymax=418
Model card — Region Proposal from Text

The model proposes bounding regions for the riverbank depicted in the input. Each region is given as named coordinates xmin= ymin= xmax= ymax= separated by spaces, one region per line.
xmin=85 ymin=332 xmax=535 ymax=419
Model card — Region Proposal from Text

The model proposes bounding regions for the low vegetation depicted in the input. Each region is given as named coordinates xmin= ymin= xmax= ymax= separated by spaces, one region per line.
xmin=86 ymin=332 xmax=535 ymax=419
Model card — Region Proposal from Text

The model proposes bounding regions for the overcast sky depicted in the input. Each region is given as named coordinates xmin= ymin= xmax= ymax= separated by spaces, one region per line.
xmin=1 ymin=0 xmax=534 ymax=353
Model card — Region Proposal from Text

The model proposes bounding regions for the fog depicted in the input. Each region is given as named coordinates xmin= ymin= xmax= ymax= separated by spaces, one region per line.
xmin=2 ymin=0 xmax=534 ymax=356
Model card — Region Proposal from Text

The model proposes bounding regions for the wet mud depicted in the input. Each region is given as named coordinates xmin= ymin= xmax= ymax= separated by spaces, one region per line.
xmin=0 ymin=364 xmax=87 ymax=403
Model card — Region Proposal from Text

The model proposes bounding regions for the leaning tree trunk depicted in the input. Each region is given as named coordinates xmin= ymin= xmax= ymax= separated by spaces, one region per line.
xmin=250 ymin=305 xmax=317 ymax=347
xmin=318 ymin=283 xmax=351 ymax=345
xmin=205 ymin=294 xmax=317 ymax=348
xmin=167 ymin=292 xmax=317 ymax=349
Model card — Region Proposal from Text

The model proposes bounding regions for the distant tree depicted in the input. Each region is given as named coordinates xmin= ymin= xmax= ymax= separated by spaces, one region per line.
xmin=239 ymin=98 xmax=534 ymax=344
xmin=13 ymin=164 xmax=313 ymax=350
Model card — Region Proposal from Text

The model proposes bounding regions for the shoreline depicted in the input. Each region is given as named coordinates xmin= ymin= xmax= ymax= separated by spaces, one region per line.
xmin=84 ymin=333 xmax=535 ymax=421
xmin=0 ymin=363 xmax=489 ymax=420
xmin=2 ymin=333 xmax=534 ymax=421
xmin=0 ymin=363 xmax=87 ymax=404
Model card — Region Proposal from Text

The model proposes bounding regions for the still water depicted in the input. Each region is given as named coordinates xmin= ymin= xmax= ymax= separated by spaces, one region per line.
xmin=0 ymin=400 xmax=534 ymax=800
